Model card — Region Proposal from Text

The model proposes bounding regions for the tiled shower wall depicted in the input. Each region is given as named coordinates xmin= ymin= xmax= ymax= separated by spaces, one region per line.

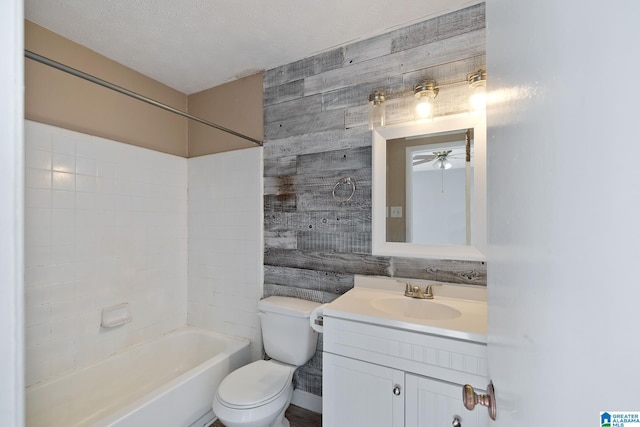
xmin=187 ymin=149 xmax=264 ymax=361
xmin=24 ymin=121 xmax=188 ymax=387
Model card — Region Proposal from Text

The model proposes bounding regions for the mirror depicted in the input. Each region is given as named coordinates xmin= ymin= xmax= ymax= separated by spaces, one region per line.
xmin=387 ymin=129 xmax=474 ymax=246
xmin=372 ymin=113 xmax=486 ymax=261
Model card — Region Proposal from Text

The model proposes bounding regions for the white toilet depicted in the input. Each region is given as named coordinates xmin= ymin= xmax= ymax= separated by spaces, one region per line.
xmin=212 ymin=296 xmax=321 ymax=427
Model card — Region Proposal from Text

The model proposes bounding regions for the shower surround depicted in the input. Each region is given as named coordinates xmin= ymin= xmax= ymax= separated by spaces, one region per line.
xmin=24 ymin=121 xmax=264 ymax=387
xmin=24 ymin=121 xmax=188 ymax=386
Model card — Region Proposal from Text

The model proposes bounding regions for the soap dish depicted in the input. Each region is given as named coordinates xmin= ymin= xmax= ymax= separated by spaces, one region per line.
xmin=101 ymin=303 xmax=132 ymax=328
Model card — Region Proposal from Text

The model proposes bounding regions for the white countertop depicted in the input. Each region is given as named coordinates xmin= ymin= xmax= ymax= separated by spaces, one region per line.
xmin=322 ymin=276 xmax=488 ymax=343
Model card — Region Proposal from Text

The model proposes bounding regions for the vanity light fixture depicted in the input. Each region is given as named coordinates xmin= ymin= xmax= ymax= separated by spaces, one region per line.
xmin=414 ymin=80 xmax=439 ymax=120
xmin=368 ymin=90 xmax=386 ymax=130
xmin=468 ymin=69 xmax=487 ymax=112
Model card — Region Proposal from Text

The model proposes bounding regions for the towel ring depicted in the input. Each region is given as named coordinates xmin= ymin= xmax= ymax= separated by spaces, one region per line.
xmin=332 ymin=177 xmax=356 ymax=203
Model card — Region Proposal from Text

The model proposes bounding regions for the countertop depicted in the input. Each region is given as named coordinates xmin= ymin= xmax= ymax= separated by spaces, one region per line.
xmin=322 ymin=276 xmax=488 ymax=343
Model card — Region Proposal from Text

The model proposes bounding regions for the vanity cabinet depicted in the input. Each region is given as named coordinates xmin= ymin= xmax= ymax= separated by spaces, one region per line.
xmin=322 ymin=316 xmax=488 ymax=427
xmin=323 ymin=353 xmax=404 ymax=427
xmin=405 ymin=374 xmax=487 ymax=427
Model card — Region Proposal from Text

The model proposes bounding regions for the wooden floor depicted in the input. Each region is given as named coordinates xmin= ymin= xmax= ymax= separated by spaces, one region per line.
xmin=210 ymin=404 xmax=322 ymax=427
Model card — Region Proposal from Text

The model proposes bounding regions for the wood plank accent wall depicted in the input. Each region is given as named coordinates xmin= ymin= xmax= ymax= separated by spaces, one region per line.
xmin=263 ymin=4 xmax=486 ymax=396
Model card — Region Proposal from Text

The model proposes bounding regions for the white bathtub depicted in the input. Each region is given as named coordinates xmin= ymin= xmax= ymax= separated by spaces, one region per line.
xmin=26 ymin=327 xmax=250 ymax=427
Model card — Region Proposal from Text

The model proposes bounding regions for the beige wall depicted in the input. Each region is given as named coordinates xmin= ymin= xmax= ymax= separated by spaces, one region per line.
xmin=25 ymin=20 xmax=264 ymax=158
xmin=25 ymin=21 xmax=189 ymax=157
xmin=187 ymin=72 xmax=264 ymax=157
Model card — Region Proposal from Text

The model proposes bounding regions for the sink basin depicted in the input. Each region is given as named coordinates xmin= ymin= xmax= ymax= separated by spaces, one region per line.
xmin=371 ymin=297 xmax=462 ymax=320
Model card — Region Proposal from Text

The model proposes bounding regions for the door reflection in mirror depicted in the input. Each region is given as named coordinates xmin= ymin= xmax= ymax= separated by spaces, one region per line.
xmin=386 ymin=129 xmax=474 ymax=246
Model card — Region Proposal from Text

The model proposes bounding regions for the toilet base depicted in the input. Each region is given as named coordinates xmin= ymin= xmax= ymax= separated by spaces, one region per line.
xmin=213 ymin=383 xmax=294 ymax=427
xmin=214 ymin=405 xmax=290 ymax=427
xmin=270 ymin=404 xmax=290 ymax=427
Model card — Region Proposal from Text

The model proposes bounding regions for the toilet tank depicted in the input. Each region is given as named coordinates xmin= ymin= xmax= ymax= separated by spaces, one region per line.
xmin=258 ymin=296 xmax=321 ymax=366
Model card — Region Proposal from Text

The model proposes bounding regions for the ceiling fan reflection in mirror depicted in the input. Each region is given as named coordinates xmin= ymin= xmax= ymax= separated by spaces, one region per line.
xmin=412 ymin=147 xmax=472 ymax=192
xmin=412 ymin=149 xmax=459 ymax=169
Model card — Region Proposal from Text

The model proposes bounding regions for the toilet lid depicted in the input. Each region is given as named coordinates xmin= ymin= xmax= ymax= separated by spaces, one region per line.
xmin=217 ymin=360 xmax=294 ymax=409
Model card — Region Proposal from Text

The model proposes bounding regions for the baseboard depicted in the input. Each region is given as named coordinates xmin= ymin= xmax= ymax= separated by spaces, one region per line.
xmin=291 ymin=389 xmax=322 ymax=414
xmin=189 ymin=409 xmax=216 ymax=427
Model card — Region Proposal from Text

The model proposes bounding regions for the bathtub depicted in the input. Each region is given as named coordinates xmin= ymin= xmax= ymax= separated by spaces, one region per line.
xmin=26 ymin=327 xmax=250 ymax=427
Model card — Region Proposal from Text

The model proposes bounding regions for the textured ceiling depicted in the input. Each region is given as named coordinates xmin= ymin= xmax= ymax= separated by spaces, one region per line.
xmin=25 ymin=0 xmax=481 ymax=94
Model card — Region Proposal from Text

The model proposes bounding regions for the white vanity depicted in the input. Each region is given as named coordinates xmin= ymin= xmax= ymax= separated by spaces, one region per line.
xmin=322 ymin=276 xmax=488 ymax=427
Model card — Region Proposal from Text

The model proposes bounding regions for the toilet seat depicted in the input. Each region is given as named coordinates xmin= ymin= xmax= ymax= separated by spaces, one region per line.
xmin=216 ymin=360 xmax=295 ymax=409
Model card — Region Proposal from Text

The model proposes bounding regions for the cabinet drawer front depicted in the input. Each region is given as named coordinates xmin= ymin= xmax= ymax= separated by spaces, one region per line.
xmin=406 ymin=374 xmax=489 ymax=427
xmin=323 ymin=353 xmax=405 ymax=427
xmin=324 ymin=317 xmax=488 ymax=388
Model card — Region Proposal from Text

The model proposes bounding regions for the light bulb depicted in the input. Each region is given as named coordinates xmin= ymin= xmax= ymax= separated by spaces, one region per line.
xmin=414 ymin=81 xmax=438 ymax=121
xmin=433 ymin=158 xmax=452 ymax=170
xmin=415 ymin=98 xmax=433 ymax=119
xmin=468 ymin=70 xmax=487 ymax=112
xmin=470 ymin=85 xmax=486 ymax=112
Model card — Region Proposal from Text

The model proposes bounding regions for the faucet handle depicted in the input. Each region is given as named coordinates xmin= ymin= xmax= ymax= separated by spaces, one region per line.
xmin=397 ymin=280 xmax=413 ymax=296
xmin=425 ymin=283 xmax=442 ymax=298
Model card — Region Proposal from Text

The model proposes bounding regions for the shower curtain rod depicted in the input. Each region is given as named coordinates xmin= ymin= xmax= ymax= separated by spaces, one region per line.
xmin=24 ymin=50 xmax=263 ymax=146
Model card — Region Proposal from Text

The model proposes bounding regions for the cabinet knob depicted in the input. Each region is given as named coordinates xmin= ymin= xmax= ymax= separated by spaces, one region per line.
xmin=392 ymin=385 xmax=401 ymax=396
xmin=452 ymin=415 xmax=462 ymax=427
xmin=462 ymin=382 xmax=496 ymax=420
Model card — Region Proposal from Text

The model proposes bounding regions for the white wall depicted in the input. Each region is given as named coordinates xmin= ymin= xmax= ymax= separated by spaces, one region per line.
xmin=411 ymin=168 xmax=469 ymax=244
xmin=487 ymin=0 xmax=640 ymax=423
xmin=188 ymin=148 xmax=264 ymax=361
xmin=0 ymin=0 xmax=24 ymax=423
xmin=24 ymin=121 xmax=188 ymax=387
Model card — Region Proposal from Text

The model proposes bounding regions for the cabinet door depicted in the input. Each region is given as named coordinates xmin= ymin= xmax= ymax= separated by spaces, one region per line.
xmin=323 ymin=353 xmax=405 ymax=427
xmin=406 ymin=374 xmax=488 ymax=427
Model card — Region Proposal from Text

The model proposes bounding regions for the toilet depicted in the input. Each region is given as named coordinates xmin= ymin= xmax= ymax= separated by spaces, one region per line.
xmin=212 ymin=296 xmax=321 ymax=427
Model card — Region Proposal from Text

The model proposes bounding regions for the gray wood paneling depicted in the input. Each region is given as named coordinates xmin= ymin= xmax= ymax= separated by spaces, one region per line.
xmin=265 ymin=210 xmax=372 ymax=233
xmin=263 ymin=155 xmax=296 ymax=177
xmin=343 ymin=3 xmax=485 ymax=65
xmin=264 ymin=231 xmax=297 ymax=249
xmin=263 ymin=283 xmax=325 ymax=303
xmin=264 ymin=248 xmax=391 ymax=276
xmin=343 ymin=33 xmax=393 ymax=67
xmin=391 ymin=257 xmax=487 ymax=285
xmin=390 ymin=3 xmax=486 ymax=53
xmin=265 ymin=109 xmax=345 ymax=140
xmin=264 ymin=168 xmax=371 ymax=196
xmin=264 ymin=194 xmax=296 ymax=212
xmin=262 ymin=4 xmax=487 ymax=399
xmin=304 ymin=29 xmax=486 ymax=96
xmin=401 ymin=54 xmax=486 ymax=92
xmin=294 ymin=364 xmax=323 ymax=395
xmin=264 ymin=79 xmax=305 ymax=106
xmin=296 ymin=186 xmax=371 ymax=212
xmin=264 ymin=48 xmax=344 ymax=88
xmin=296 ymin=146 xmax=371 ymax=173
xmin=263 ymin=128 xmax=370 ymax=160
xmin=264 ymin=94 xmax=323 ymax=123
xmin=264 ymin=265 xmax=354 ymax=295
xmin=296 ymin=231 xmax=372 ymax=254
xmin=322 ymin=76 xmax=404 ymax=111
